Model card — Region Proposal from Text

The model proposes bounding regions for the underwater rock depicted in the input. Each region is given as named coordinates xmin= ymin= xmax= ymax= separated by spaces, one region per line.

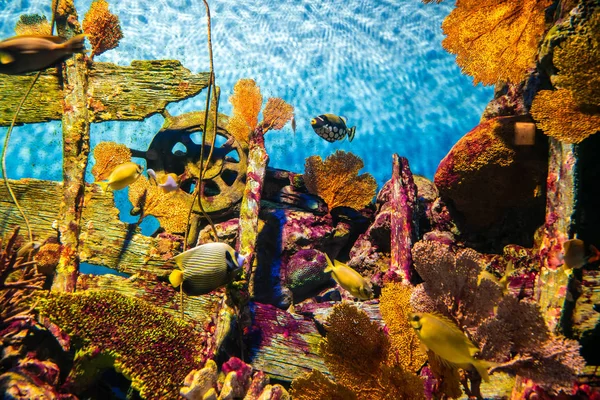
xmin=180 ymin=359 xmax=218 ymax=400
xmin=197 ymin=218 xmax=241 ymax=247
xmin=283 ymin=249 xmax=331 ymax=300
xmin=434 ymin=116 xmax=548 ymax=251
xmin=243 ymin=371 xmax=269 ymax=400
xmin=0 ymin=371 xmax=71 ymax=400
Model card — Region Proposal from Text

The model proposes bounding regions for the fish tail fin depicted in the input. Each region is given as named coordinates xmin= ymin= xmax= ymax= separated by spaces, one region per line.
xmin=348 ymin=126 xmax=356 ymax=142
xmin=324 ymin=253 xmax=335 ymax=273
xmin=61 ymin=34 xmax=87 ymax=53
xmin=473 ymin=360 xmax=495 ymax=383
xmin=94 ymin=181 xmax=110 ymax=192
xmin=169 ymin=270 xmax=184 ymax=288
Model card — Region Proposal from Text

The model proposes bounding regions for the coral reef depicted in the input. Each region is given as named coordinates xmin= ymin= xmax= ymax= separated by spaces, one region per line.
xmin=82 ymin=0 xmax=123 ymax=58
xmin=91 ymin=141 xmax=132 ymax=181
xmin=434 ymin=116 xmax=547 ymax=244
xmin=293 ymin=303 xmax=425 ymax=399
xmin=290 ymin=370 xmax=357 ymax=400
xmin=128 ymin=175 xmax=193 ymax=233
xmin=530 ymin=88 xmax=600 ymax=144
xmin=35 ymin=290 xmax=207 ymax=399
xmin=227 ymin=79 xmax=263 ymax=144
xmin=14 ymin=14 xmax=51 ymax=36
xmin=304 ymin=150 xmax=377 ymax=211
xmin=441 ymin=0 xmax=552 ymax=85
xmin=261 ymin=98 xmax=294 ymax=132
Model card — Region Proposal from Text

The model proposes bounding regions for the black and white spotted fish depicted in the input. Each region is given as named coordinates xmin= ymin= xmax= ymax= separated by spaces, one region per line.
xmin=168 ymin=242 xmax=245 ymax=296
xmin=310 ymin=114 xmax=356 ymax=143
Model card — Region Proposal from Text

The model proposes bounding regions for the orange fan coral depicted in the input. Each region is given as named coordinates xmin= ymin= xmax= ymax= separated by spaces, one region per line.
xmin=128 ymin=175 xmax=193 ymax=233
xmin=290 ymin=370 xmax=357 ymax=400
xmin=304 ymin=150 xmax=377 ymax=210
xmin=14 ymin=14 xmax=51 ymax=36
xmin=82 ymin=0 xmax=123 ymax=58
xmin=552 ymin=11 xmax=600 ymax=107
xmin=262 ymin=98 xmax=294 ymax=132
xmin=442 ymin=0 xmax=553 ymax=85
xmin=380 ymin=282 xmax=428 ymax=373
xmin=227 ymin=79 xmax=263 ymax=143
xmin=91 ymin=141 xmax=132 ymax=181
xmin=530 ymin=89 xmax=600 ymax=144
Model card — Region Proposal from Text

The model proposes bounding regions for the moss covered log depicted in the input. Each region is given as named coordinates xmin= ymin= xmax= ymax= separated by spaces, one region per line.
xmin=0 ymin=60 xmax=210 ymax=126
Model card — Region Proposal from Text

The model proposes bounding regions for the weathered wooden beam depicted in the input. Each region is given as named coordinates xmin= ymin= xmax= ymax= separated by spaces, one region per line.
xmin=0 ymin=60 xmax=210 ymax=126
xmin=0 ymin=179 xmax=171 ymax=276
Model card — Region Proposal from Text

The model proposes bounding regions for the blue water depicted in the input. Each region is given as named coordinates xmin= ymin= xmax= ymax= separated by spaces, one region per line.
xmin=0 ymin=0 xmax=493 ymax=187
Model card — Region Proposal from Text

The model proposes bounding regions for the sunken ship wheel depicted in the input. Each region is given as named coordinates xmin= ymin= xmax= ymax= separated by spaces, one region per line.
xmin=140 ymin=111 xmax=247 ymax=216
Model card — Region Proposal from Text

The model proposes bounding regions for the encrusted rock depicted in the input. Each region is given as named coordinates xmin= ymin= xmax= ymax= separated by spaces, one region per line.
xmin=181 ymin=360 xmax=218 ymax=400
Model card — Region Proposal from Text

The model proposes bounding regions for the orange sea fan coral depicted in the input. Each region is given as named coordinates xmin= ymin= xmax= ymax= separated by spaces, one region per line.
xmin=552 ymin=11 xmax=600 ymax=107
xmin=82 ymin=0 xmax=123 ymax=58
xmin=128 ymin=176 xmax=192 ymax=233
xmin=290 ymin=370 xmax=357 ymax=400
xmin=304 ymin=150 xmax=377 ymax=211
xmin=262 ymin=98 xmax=294 ymax=132
xmin=530 ymin=88 xmax=600 ymax=144
xmin=91 ymin=141 xmax=132 ymax=181
xmin=442 ymin=0 xmax=553 ymax=85
xmin=14 ymin=14 xmax=51 ymax=36
xmin=227 ymin=79 xmax=263 ymax=143
xmin=380 ymin=282 xmax=428 ymax=373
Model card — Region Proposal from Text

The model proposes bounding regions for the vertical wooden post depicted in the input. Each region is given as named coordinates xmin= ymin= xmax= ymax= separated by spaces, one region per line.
xmin=52 ymin=10 xmax=91 ymax=292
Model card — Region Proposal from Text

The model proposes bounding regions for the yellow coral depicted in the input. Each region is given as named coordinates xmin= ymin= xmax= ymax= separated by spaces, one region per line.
xmin=128 ymin=176 xmax=193 ymax=233
xmin=442 ymin=0 xmax=553 ymax=85
xmin=553 ymin=11 xmax=600 ymax=107
xmin=304 ymin=150 xmax=377 ymax=210
xmin=14 ymin=14 xmax=51 ymax=36
xmin=380 ymin=283 xmax=428 ymax=373
xmin=91 ymin=141 xmax=132 ymax=181
xmin=316 ymin=303 xmax=425 ymax=399
xmin=290 ymin=370 xmax=356 ymax=400
xmin=83 ymin=0 xmax=123 ymax=58
xmin=227 ymin=79 xmax=263 ymax=143
xmin=262 ymin=98 xmax=294 ymax=132
xmin=530 ymin=88 xmax=600 ymax=144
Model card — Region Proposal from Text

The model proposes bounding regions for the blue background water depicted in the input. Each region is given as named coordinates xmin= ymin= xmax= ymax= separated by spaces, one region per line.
xmin=0 ymin=0 xmax=493 ymax=188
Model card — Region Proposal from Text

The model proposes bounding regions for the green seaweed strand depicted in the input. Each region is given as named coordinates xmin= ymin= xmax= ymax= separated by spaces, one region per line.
xmin=0 ymin=1 xmax=60 ymax=244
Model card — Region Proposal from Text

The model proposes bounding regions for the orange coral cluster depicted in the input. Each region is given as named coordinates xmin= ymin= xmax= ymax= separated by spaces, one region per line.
xmin=291 ymin=303 xmax=424 ymax=399
xmin=91 ymin=141 xmax=132 ymax=181
xmin=82 ymin=0 xmax=123 ymax=58
xmin=380 ymin=282 xmax=428 ymax=373
xmin=128 ymin=176 xmax=192 ymax=233
xmin=441 ymin=0 xmax=553 ymax=85
xmin=227 ymin=79 xmax=263 ymax=143
xmin=14 ymin=14 xmax=51 ymax=36
xmin=262 ymin=98 xmax=294 ymax=132
xmin=530 ymin=89 xmax=600 ymax=144
xmin=304 ymin=150 xmax=377 ymax=210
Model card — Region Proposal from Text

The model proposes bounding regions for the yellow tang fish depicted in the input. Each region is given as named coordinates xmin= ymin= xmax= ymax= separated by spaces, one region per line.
xmin=324 ymin=254 xmax=373 ymax=300
xmin=95 ymin=162 xmax=143 ymax=191
xmin=169 ymin=242 xmax=245 ymax=296
xmin=409 ymin=312 xmax=493 ymax=382
xmin=0 ymin=34 xmax=86 ymax=75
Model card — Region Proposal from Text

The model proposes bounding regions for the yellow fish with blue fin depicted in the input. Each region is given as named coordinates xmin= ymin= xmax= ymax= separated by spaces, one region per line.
xmin=94 ymin=162 xmax=143 ymax=191
xmin=169 ymin=242 xmax=245 ymax=296
xmin=324 ymin=254 xmax=373 ymax=300
xmin=409 ymin=312 xmax=493 ymax=382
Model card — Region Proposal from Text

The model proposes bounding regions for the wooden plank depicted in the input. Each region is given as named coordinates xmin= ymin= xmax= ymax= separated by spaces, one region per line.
xmin=0 ymin=179 xmax=171 ymax=276
xmin=0 ymin=60 xmax=210 ymax=126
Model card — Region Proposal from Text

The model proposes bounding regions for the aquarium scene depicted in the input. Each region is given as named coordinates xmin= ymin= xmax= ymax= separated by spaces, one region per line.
xmin=1 ymin=0 xmax=599 ymax=398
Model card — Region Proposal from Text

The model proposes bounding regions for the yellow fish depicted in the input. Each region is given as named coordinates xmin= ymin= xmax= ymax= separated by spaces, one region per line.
xmin=477 ymin=261 xmax=514 ymax=295
xmin=324 ymin=254 xmax=373 ymax=300
xmin=169 ymin=242 xmax=245 ymax=296
xmin=0 ymin=34 xmax=86 ymax=75
xmin=94 ymin=162 xmax=143 ymax=191
xmin=409 ymin=312 xmax=492 ymax=382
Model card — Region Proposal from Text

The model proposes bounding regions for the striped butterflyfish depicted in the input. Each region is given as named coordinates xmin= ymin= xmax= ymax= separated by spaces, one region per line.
xmin=310 ymin=114 xmax=356 ymax=143
xmin=168 ymin=242 xmax=245 ymax=296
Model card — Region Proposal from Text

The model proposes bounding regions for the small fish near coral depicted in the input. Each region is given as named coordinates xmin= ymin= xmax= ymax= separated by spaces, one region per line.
xmin=169 ymin=242 xmax=246 ymax=296
xmin=94 ymin=162 xmax=143 ymax=191
xmin=269 ymin=185 xmax=328 ymax=214
xmin=0 ymin=34 xmax=86 ymax=75
xmin=562 ymin=238 xmax=600 ymax=271
xmin=324 ymin=254 xmax=373 ymax=300
xmin=409 ymin=312 xmax=493 ymax=382
xmin=147 ymin=168 xmax=180 ymax=193
xmin=310 ymin=114 xmax=356 ymax=143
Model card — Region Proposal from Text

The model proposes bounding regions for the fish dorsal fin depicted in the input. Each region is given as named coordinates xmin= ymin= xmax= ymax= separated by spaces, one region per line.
xmin=333 ymin=259 xmax=347 ymax=269
xmin=340 ymin=116 xmax=347 ymax=124
xmin=19 ymin=34 xmax=66 ymax=44
xmin=428 ymin=312 xmax=470 ymax=339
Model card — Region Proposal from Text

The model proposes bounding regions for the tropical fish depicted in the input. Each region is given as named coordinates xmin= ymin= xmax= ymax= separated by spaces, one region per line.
xmin=563 ymin=238 xmax=600 ymax=270
xmin=0 ymin=34 xmax=86 ymax=75
xmin=324 ymin=254 xmax=372 ymax=300
xmin=94 ymin=162 xmax=143 ymax=191
xmin=409 ymin=312 xmax=493 ymax=382
xmin=270 ymin=185 xmax=328 ymax=214
xmin=477 ymin=261 xmax=514 ymax=295
xmin=147 ymin=169 xmax=179 ymax=193
xmin=310 ymin=114 xmax=356 ymax=143
xmin=169 ymin=242 xmax=245 ymax=296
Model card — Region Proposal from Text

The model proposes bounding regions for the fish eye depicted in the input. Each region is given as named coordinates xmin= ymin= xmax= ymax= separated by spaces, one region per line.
xmin=310 ymin=119 xmax=316 ymax=124
xmin=411 ymin=314 xmax=420 ymax=322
